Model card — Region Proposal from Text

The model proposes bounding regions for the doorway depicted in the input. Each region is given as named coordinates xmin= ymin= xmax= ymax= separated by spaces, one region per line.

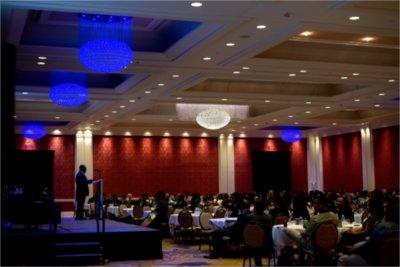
xmin=252 ymin=151 xmax=291 ymax=194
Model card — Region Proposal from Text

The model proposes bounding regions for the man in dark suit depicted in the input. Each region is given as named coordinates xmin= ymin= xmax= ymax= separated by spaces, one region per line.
xmin=75 ymin=165 xmax=93 ymax=220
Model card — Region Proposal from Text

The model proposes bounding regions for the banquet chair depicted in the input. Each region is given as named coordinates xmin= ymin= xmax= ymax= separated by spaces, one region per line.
xmin=274 ymin=215 xmax=289 ymax=225
xmin=308 ymin=222 xmax=338 ymax=265
xmin=242 ymin=223 xmax=273 ymax=266
xmin=132 ymin=205 xmax=144 ymax=225
xmin=174 ymin=210 xmax=197 ymax=243
xmin=198 ymin=211 xmax=213 ymax=251
xmin=378 ymin=236 xmax=399 ymax=266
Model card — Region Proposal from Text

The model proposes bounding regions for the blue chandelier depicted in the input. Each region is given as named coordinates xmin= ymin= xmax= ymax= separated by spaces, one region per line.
xmin=49 ymin=83 xmax=88 ymax=107
xmin=281 ymin=128 xmax=302 ymax=143
xmin=79 ymin=14 xmax=133 ymax=73
xmin=22 ymin=123 xmax=46 ymax=139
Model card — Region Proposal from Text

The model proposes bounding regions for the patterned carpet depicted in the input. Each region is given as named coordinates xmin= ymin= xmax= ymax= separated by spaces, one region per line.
xmin=107 ymin=239 xmax=259 ymax=266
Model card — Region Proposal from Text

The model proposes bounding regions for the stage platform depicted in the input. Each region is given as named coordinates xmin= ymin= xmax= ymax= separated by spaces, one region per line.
xmin=2 ymin=218 xmax=163 ymax=265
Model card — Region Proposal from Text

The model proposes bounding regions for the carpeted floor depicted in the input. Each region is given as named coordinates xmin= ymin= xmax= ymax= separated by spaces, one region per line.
xmin=107 ymin=238 xmax=272 ymax=266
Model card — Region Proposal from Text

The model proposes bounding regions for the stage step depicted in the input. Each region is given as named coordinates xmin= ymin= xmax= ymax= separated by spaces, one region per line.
xmin=52 ymin=241 xmax=104 ymax=265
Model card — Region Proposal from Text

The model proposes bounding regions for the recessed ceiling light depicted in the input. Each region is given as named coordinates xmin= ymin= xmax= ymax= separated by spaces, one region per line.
xmin=354 ymin=99 xmax=360 ymax=102
xmin=22 ymin=92 xmax=29 ymax=95
xmin=341 ymin=76 xmax=348 ymax=80
xmin=332 ymin=122 xmax=337 ymax=125
xmin=242 ymin=126 xmax=246 ymax=129
xmin=374 ymin=104 xmax=381 ymax=108
xmin=55 ymin=116 xmax=60 ymax=119
xmin=352 ymin=73 xmax=360 ymax=76
xmin=239 ymin=133 xmax=246 ymax=138
xmin=124 ymin=131 xmax=131 ymax=136
xmin=349 ymin=16 xmax=360 ymax=21
xmin=203 ymin=57 xmax=212 ymax=61
xmin=129 ymin=99 xmax=135 ymax=103
xmin=273 ymin=119 xmax=278 ymax=122
xmin=388 ymin=79 xmax=395 ymax=83
xmin=289 ymin=73 xmax=296 ymax=77
xmin=182 ymin=132 xmax=189 ymax=137
xmin=90 ymin=123 xmax=95 ymax=126
xmin=157 ymin=83 xmax=165 ymax=86
xmin=226 ymin=42 xmax=235 ymax=47
xmin=163 ymin=132 xmax=170 ymax=137
xmin=131 ymin=118 xmax=136 ymax=121
xmin=288 ymin=115 xmax=294 ymax=118
xmin=13 ymin=115 xmax=17 ymax=118
xmin=231 ymin=129 xmax=236 ymax=132
xmin=378 ymin=92 xmax=385 ymax=96
xmin=105 ymin=131 xmax=112 ymax=136
xmin=233 ymin=71 xmax=240 ymax=74
xmin=237 ymin=120 xmax=241 ymax=123
xmin=264 ymin=100 xmax=271 ymax=103
xmin=37 ymin=62 xmax=46 ymax=65
xmin=256 ymin=25 xmax=267 ymax=29
xmin=38 ymin=56 xmax=47 ymax=60
xmin=325 ymin=106 xmax=331 ymax=109
xmin=52 ymin=129 xmax=62 ymax=135
xmin=300 ymin=69 xmax=307 ymax=73
xmin=144 ymin=131 xmax=152 ymax=136
xmin=145 ymin=90 xmax=151 ymax=94
xmin=172 ymin=74 xmax=180 ymax=78
xmin=267 ymin=134 xmax=274 ymax=138
xmin=120 ymin=105 xmax=126 ymax=109
xmin=362 ymin=36 xmax=374 ymax=42
xmin=306 ymin=101 xmax=312 ymax=104
xmin=201 ymin=132 xmax=208 ymax=137
xmin=294 ymin=122 xmax=299 ymax=125
xmin=112 ymin=110 xmax=117 ymax=113
xmin=191 ymin=2 xmax=202 ymax=7
xmin=242 ymin=66 xmax=250 ymax=70
xmin=300 ymin=31 xmax=313 ymax=37
xmin=221 ymin=98 xmax=228 ymax=101
xmin=305 ymin=111 xmax=311 ymax=114
xmin=176 ymin=97 xmax=182 ymax=100
xmin=95 ymin=120 xmax=100 ymax=123
xmin=104 ymin=114 xmax=109 ymax=117
xmin=254 ymin=123 xmax=259 ymax=126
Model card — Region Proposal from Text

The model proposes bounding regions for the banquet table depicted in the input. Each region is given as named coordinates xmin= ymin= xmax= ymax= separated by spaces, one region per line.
xmin=209 ymin=217 xmax=238 ymax=230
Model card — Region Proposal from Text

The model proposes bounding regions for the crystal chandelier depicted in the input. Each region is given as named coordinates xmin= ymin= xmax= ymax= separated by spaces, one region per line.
xmin=196 ymin=109 xmax=231 ymax=130
xmin=22 ymin=123 xmax=46 ymax=139
xmin=281 ymin=128 xmax=302 ymax=143
xmin=49 ymin=83 xmax=88 ymax=107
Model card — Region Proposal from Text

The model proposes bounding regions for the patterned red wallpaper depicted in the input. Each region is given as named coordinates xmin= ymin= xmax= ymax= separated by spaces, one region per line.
xmin=322 ymin=132 xmax=363 ymax=191
xmin=234 ymin=138 xmax=308 ymax=192
xmin=15 ymin=135 xmax=75 ymax=199
xmin=373 ymin=125 xmax=399 ymax=190
xmin=93 ymin=136 xmax=219 ymax=196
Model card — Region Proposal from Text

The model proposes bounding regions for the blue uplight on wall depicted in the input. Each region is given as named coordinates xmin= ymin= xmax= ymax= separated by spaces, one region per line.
xmin=281 ymin=128 xmax=302 ymax=143
xmin=22 ymin=123 xmax=46 ymax=139
xmin=79 ymin=39 xmax=133 ymax=73
xmin=49 ymin=83 xmax=88 ymax=107
xmin=79 ymin=14 xmax=133 ymax=73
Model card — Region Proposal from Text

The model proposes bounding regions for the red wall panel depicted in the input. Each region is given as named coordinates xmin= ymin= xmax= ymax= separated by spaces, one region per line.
xmin=93 ymin=136 xmax=219 ymax=196
xmin=322 ymin=132 xmax=363 ymax=191
xmin=234 ymin=138 xmax=308 ymax=192
xmin=373 ymin=125 xmax=399 ymax=190
xmin=15 ymin=135 xmax=75 ymax=199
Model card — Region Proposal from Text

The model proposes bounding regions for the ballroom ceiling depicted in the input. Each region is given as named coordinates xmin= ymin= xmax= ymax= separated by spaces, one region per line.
xmin=2 ymin=0 xmax=399 ymax=137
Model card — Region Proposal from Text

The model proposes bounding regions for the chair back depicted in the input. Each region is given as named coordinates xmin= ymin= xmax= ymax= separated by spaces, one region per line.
xmin=361 ymin=208 xmax=369 ymax=223
xmin=378 ymin=236 xmax=399 ymax=266
xmin=214 ymin=208 xmax=226 ymax=218
xmin=89 ymin=202 xmax=96 ymax=216
xmin=133 ymin=205 xmax=144 ymax=219
xmin=199 ymin=212 xmax=213 ymax=230
xmin=243 ymin=223 xmax=265 ymax=249
xmin=118 ymin=204 xmax=127 ymax=217
xmin=274 ymin=215 xmax=289 ymax=225
xmin=313 ymin=222 xmax=338 ymax=253
xmin=178 ymin=211 xmax=193 ymax=228
xmin=173 ymin=208 xmax=183 ymax=214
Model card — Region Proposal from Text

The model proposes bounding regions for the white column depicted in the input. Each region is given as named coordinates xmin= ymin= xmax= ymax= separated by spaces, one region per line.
xmin=75 ymin=130 xmax=94 ymax=198
xmin=307 ymin=135 xmax=324 ymax=191
xmin=361 ymin=127 xmax=375 ymax=191
xmin=218 ymin=134 xmax=235 ymax=194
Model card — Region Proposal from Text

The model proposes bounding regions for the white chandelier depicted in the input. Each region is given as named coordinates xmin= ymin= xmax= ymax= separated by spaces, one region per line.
xmin=176 ymin=103 xmax=249 ymax=130
xmin=196 ymin=109 xmax=231 ymax=130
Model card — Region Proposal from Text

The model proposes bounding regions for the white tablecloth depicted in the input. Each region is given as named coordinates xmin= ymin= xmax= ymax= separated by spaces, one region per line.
xmin=209 ymin=217 xmax=238 ymax=230
xmin=169 ymin=213 xmax=200 ymax=227
xmin=107 ymin=205 xmax=119 ymax=217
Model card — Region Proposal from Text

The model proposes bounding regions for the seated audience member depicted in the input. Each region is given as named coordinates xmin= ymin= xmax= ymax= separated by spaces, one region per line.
xmin=205 ymin=200 xmax=272 ymax=265
xmin=292 ymin=191 xmax=310 ymax=220
xmin=336 ymin=196 xmax=354 ymax=222
xmin=230 ymin=192 xmax=250 ymax=217
xmin=338 ymin=198 xmax=399 ymax=266
xmin=124 ymin=193 xmax=134 ymax=207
